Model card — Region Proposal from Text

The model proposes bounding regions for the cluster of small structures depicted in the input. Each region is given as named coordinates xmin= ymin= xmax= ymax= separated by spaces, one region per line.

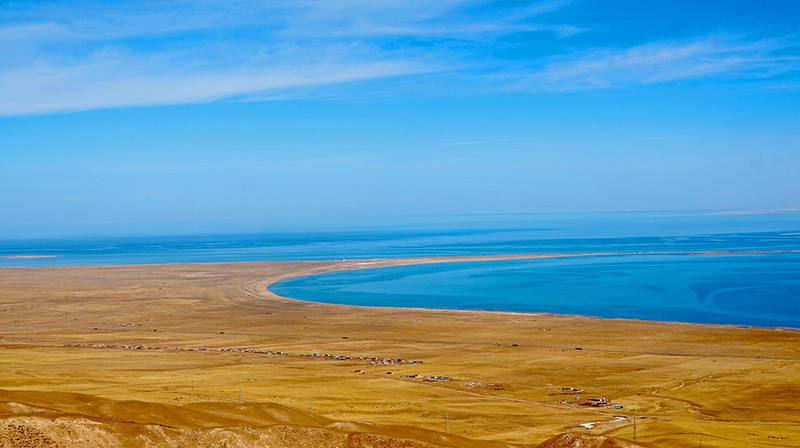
xmin=351 ymin=369 xmax=506 ymax=390
xmin=303 ymin=352 xmax=422 ymax=366
xmin=582 ymin=398 xmax=623 ymax=409
xmin=67 ymin=343 xmax=284 ymax=355
xmin=65 ymin=343 xmax=422 ymax=366
xmin=404 ymin=374 xmax=449 ymax=381
xmin=353 ymin=370 xmax=450 ymax=381
xmin=68 ymin=342 xmax=501 ymax=395
xmin=463 ymin=380 xmax=505 ymax=390
xmin=560 ymin=386 xmax=583 ymax=393
xmin=554 ymin=387 xmax=624 ymax=409
xmin=399 ymin=374 xmax=505 ymax=390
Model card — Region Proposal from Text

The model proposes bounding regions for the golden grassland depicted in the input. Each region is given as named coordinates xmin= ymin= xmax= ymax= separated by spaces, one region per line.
xmin=0 ymin=257 xmax=798 ymax=447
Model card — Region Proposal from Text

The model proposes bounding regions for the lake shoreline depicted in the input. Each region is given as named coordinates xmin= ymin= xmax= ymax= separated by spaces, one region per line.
xmin=266 ymin=250 xmax=800 ymax=330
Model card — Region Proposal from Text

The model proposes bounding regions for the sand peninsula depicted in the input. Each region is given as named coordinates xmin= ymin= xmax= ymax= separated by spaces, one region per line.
xmin=0 ymin=252 xmax=798 ymax=447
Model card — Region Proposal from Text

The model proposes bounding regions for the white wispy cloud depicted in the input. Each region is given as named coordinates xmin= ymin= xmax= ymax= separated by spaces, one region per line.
xmin=516 ymin=34 xmax=800 ymax=91
xmin=0 ymin=4 xmax=397 ymax=114
xmin=0 ymin=57 xmax=425 ymax=115
xmin=1 ymin=1 xmax=797 ymax=115
xmin=0 ymin=0 xmax=576 ymax=115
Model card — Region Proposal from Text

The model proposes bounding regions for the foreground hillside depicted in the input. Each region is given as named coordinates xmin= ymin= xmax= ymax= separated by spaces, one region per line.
xmin=0 ymin=390 xmax=656 ymax=448
xmin=0 ymin=258 xmax=797 ymax=447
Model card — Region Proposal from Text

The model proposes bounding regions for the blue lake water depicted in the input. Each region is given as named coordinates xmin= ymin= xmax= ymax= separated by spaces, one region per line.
xmin=2 ymin=211 xmax=799 ymax=328
xmin=2 ymin=211 xmax=799 ymax=266
xmin=269 ymin=252 xmax=800 ymax=328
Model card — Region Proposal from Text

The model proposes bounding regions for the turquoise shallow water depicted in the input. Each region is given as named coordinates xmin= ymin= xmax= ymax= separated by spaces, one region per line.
xmin=269 ymin=252 xmax=800 ymax=328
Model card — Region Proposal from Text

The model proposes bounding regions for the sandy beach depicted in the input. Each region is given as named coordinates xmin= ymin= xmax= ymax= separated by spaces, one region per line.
xmin=0 ymin=256 xmax=798 ymax=447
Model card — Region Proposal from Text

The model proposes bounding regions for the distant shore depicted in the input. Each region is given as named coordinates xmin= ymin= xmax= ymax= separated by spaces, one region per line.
xmin=1 ymin=247 xmax=797 ymax=268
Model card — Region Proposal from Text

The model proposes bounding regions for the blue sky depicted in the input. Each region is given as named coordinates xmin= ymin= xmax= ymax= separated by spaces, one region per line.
xmin=1 ymin=0 xmax=798 ymax=238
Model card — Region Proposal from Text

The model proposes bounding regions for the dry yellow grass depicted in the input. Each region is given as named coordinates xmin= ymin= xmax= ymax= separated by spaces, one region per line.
xmin=0 ymin=258 xmax=798 ymax=447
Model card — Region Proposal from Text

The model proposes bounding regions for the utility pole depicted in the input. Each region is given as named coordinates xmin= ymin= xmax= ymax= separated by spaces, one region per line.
xmin=633 ymin=416 xmax=637 ymax=441
xmin=238 ymin=388 xmax=242 ymax=403
xmin=445 ymin=412 xmax=449 ymax=433
xmin=309 ymin=397 xmax=313 ymax=413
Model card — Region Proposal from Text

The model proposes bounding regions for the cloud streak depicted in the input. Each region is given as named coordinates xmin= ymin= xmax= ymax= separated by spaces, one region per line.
xmin=0 ymin=57 xmax=426 ymax=115
xmin=0 ymin=0 xmax=583 ymax=115
xmin=1 ymin=0 xmax=798 ymax=116
xmin=515 ymin=35 xmax=800 ymax=91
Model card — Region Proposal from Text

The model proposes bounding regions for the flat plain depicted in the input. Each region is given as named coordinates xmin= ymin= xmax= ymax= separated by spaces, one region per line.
xmin=0 ymin=258 xmax=798 ymax=447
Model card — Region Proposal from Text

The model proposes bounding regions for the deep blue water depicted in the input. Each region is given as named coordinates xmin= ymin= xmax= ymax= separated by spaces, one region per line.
xmin=269 ymin=252 xmax=800 ymax=328
xmin=2 ymin=211 xmax=799 ymax=328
